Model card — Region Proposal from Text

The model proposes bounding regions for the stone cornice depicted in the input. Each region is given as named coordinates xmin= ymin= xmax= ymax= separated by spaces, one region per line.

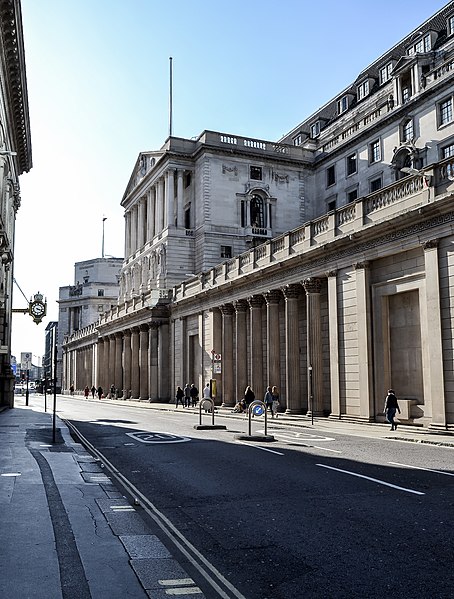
xmin=0 ymin=0 xmax=32 ymax=174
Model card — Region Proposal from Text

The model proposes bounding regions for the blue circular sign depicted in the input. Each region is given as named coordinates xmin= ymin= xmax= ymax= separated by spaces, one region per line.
xmin=252 ymin=405 xmax=264 ymax=416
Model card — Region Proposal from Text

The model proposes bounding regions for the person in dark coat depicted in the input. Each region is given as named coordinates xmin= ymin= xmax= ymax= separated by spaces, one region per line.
xmin=175 ymin=386 xmax=185 ymax=408
xmin=244 ymin=385 xmax=255 ymax=409
xmin=384 ymin=389 xmax=401 ymax=431
xmin=91 ymin=385 xmax=96 ymax=399
xmin=189 ymin=384 xmax=199 ymax=407
xmin=97 ymin=386 xmax=103 ymax=400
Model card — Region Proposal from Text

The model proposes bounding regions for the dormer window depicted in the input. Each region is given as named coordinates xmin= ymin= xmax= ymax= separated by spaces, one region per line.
xmin=448 ymin=15 xmax=454 ymax=36
xmin=293 ymin=133 xmax=303 ymax=146
xmin=310 ymin=121 xmax=321 ymax=138
xmin=407 ymin=33 xmax=432 ymax=55
xmin=379 ymin=62 xmax=393 ymax=85
xmin=357 ymin=80 xmax=370 ymax=101
xmin=337 ymin=95 xmax=349 ymax=114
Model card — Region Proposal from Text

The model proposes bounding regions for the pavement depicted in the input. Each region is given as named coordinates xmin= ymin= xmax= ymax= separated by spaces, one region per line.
xmin=1 ymin=394 xmax=453 ymax=599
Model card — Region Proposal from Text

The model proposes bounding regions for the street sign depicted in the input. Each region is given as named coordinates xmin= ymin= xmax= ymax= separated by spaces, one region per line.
xmin=21 ymin=352 xmax=32 ymax=369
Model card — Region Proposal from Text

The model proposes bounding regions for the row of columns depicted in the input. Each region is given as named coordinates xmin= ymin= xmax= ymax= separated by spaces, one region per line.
xmin=218 ymin=278 xmax=324 ymax=414
xmin=125 ymin=168 xmax=187 ymax=258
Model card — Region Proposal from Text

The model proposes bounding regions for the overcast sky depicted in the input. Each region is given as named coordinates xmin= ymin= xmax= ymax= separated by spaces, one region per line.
xmin=12 ymin=0 xmax=450 ymax=361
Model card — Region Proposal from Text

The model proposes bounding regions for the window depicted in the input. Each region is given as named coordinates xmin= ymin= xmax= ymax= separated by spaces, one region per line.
xmin=441 ymin=143 xmax=454 ymax=159
xmin=370 ymin=177 xmax=382 ymax=193
xmin=448 ymin=15 xmax=454 ymax=36
xmin=250 ymin=166 xmax=262 ymax=180
xmin=293 ymin=133 xmax=302 ymax=146
xmin=337 ymin=96 xmax=349 ymax=114
xmin=357 ymin=80 xmax=369 ymax=101
xmin=310 ymin=121 xmax=320 ymax=138
xmin=347 ymin=188 xmax=358 ymax=203
xmin=184 ymin=172 xmax=191 ymax=188
xmin=184 ymin=205 xmax=191 ymax=229
xmin=369 ymin=140 xmax=381 ymax=164
xmin=408 ymin=33 xmax=431 ymax=55
xmin=379 ymin=62 xmax=393 ymax=85
xmin=327 ymin=199 xmax=336 ymax=212
xmin=250 ymin=195 xmax=264 ymax=227
xmin=346 ymin=153 xmax=357 ymax=176
xmin=221 ymin=245 xmax=232 ymax=259
xmin=439 ymin=98 xmax=453 ymax=126
xmin=402 ymin=119 xmax=414 ymax=142
xmin=326 ymin=165 xmax=336 ymax=187
xmin=97 ymin=289 xmax=104 ymax=297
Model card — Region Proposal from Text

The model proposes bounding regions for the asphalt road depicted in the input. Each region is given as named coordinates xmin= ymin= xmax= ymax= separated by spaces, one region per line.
xmin=56 ymin=397 xmax=454 ymax=599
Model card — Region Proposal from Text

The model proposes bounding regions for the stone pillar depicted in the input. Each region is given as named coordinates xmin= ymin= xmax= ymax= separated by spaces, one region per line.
xmin=283 ymin=284 xmax=301 ymax=413
xmin=124 ymin=211 xmax=131 ymax=260
xmin=327 ymin=270 xmax=341 ymax=418
xmin=96 ymin=337 xmax=105 ymax=390
xmin=130 ymin=327 xmax=140 ymax=399
xmin=177 ymin=169 xmax=184 ymax=227
xmin=138 ymin=197 xmax=146 ymax=249
xmin=108 ymin=335 xmax=116 ymax=393
xmin=158 ymin=321 xmax=170 ymax=401
xmin=353 ymin=263 xmax=373 ymax=420
xmin=130 ymin=205 xmax=138 ymax=255
xmin=123 ymin=330 xmax=131 ymax=399
xmin=265 ymin=290 xmax=281 ymax=388
xmin=147 ymin=187 xmax=155 ymax=241
xmin=248 ymin=295 xmax=264 ymax=398
xmin=166 ymin=169 xmax=175 ymax=228
xmin=211 ymin=308 xmax=222 ymax=404
xmin=304 ymin=277 xmax=323 ymax=416
xmin=156 ymin=178 xmax=164 ymax=234
xmin=114 ymin=333 xmax=123 ymax=397
xmin=220 ymin=304 xmax=235 ymax=406
xmin=422 ymin=240 xmax=446 ymax=428
xmin=235 ymin=300 xmax=248 ymax=404
xmin=139 ymin=324 xmax=149 ymax=400
xmin=149 ymin=322 xmax=159 ymax=402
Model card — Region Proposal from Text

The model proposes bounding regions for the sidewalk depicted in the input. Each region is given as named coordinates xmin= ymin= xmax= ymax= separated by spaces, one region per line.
xmin=0 ymin=398 xmax=206 ymax=599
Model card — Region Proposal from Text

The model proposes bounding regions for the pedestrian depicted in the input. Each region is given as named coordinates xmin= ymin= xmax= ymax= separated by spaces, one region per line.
xmin=110 ymin=383 xmax=116 ymax=399
xmin=271 ymin=385 xmax=280 ymax=419
xmin=203 ymin=382 xmax=212 ymax=412
xmin=70 ymin=383 xmax=74 ymax=396
xmin=84 ymin=385 xmax=90 ymax=399
xmin=184 ymin=383 xmax=191 ymax=408
xmin=264 ymin=386 xmax=273 ymax=415
xmin=244 ymin=385 xmax=255 ymax=410
xmin=91 ymin=385 xmax=96 ymax=399
xmin=97 ymin=386 xmax=103 ymax=400
xmin=175 ymin=385 xmax=185 ymax=408
xmin=384 ymin=389 xmax=401 ymax=431
xmin=189 ymin=383 xmax=199 ymax=407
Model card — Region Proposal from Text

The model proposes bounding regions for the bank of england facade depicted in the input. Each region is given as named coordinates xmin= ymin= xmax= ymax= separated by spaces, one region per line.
xmin=63 ymin=4 xmax=454 ymax=429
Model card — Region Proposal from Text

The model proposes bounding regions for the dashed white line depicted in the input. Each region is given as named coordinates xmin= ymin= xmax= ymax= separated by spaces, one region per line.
xmin=317 ymin=463 xmax=425 ymax=495
xmin=389 ymin=461 xmax=454 ymax=477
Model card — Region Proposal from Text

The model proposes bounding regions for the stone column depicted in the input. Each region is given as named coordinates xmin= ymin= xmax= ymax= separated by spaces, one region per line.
xmin=114 ymin=333 xmax=123 ymax=397
xmin=158 ymin=321 xmax=170 ymax=401
xmin=147 ymin=187 xmax=155 ymax=241
xmin=353 ymin=263 xmax=373 ymax=421
xmin=248 ymin=295 xmax=264 ymax=398
xmin=130 ymin=204 xmax=138 ymax=255
xmin=235 ymin=300 xmax=248 ymax=404
xmin=108 ymin=335 xmax=116 ymax=392
xmin=96 ymin=337 xmax=105 ymax=390
xmin=283 ymin=284 xmax=301 ymax=413
xmin=123 ymin=330 xmax=131 ymax=399
xmin=124 ymin=211 xmax=131 ymax=260
xmin=149 ymin=322 xmax=159 ymax=402
xmin=327 ymin=271 xmax=341 ymax=418
xmin=138 ymin=197 xmax=146 ymax=249
xmin=139 ymin=324 xmax=149 ymax=400
xmin=220 ymin=304 xmax=235 ymax=406
xmin=166 ymin=169 xmax=175 ymax=228
xmin=265 ymin=290 xmax=281 ymax=388
xmin=177 ymin=169 xmax=184 ymax=227
xmin=422 ymin=240 xmax=446 ymax=428
xmin=304 ymin=277 xmax=323 ymax=416
xmin=156 ymin=178 xmax=164 ymax=234
xmin=211 ymin=308 xmax=222 ymax=404
xmin=130 ymin=327 xmax=140 ymax=399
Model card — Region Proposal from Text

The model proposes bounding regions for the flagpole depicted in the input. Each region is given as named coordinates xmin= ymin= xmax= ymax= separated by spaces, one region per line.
xmin=102 ymin=216 xmax=107 ymax=258
xmin=169 ymin=56 xmax=173 ymax=137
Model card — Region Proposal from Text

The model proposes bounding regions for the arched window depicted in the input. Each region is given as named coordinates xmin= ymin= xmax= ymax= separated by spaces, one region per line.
xmin=250 ymin=195 xmax=264 ymax=228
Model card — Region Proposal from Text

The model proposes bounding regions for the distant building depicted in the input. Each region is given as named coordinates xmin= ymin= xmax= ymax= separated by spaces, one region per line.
xmin=0 ymin=0 xmax=32 ymax=408
xmin=58 ymin=257 xmax=122 ymax=389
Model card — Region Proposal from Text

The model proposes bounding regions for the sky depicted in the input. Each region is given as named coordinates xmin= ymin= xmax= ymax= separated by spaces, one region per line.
xmin=11 ymin=0 xmax=450 ymax=362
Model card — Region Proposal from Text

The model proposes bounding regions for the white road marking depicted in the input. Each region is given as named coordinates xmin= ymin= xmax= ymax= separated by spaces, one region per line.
xmin=237 ymin=442 xmax=284 ymax=455
xmin=389 ymin=461 xmax=454 ymax=477
xmin=317 ymin=463 xmax=425 ymax=495
xmin=312 ymin=446 xmax=342 ymax=453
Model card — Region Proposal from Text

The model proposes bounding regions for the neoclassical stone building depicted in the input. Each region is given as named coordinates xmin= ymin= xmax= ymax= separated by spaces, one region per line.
xmin=64 ymin=3 xmax=454 ymax=429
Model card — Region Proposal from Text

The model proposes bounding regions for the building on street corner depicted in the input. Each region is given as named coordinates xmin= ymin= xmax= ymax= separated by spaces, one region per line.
xmin=0 ymin=0 xmax=32 ymax=408
xmin=64 ymin=3 xmax=454 ymax=430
